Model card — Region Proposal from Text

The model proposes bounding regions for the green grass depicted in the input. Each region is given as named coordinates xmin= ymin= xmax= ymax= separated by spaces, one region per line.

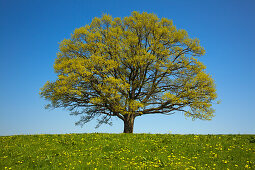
xmin=1 ymin=133 xmax=255 ymax=169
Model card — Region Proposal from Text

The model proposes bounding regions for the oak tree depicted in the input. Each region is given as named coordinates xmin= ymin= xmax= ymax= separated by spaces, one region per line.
xmin=40 ymin=12 xmax=217 ymax=133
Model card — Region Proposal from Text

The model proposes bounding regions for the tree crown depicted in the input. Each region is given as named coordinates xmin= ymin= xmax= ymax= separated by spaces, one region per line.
xmin=40 ymin=11 xmax=217 ymax=128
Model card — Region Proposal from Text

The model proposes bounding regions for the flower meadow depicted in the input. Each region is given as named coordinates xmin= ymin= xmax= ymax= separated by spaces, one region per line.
xmin=1 ymin=133 xmax=255 ymax=169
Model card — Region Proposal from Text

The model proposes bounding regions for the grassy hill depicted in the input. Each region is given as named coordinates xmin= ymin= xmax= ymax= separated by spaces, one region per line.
xmin=1 ymin=133 xmax=255 ymax=169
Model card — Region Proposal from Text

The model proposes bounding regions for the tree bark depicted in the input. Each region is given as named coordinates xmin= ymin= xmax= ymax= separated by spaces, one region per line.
xmin=123 ymin=115 xmax=135 ymax=133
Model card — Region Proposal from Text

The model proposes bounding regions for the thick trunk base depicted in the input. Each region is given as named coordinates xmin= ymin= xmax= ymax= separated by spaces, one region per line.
xmin=123 ymin=115 xmax=134 ymax=133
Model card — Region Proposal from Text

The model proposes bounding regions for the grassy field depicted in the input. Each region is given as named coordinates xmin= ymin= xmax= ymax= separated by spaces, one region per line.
xmin=1 ymin=133 xmax=255 ymax=169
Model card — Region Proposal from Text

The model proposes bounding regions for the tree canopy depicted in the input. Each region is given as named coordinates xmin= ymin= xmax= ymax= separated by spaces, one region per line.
xmin=40 ymin=11 xmax=217 ymax=133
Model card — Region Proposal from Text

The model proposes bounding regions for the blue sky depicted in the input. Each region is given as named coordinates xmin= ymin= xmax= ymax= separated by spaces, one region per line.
xmin=0 ymin=0 xmax=254 ymax=136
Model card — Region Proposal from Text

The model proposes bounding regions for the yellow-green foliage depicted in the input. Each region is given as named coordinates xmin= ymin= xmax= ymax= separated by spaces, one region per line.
xmin=40 ymin=12 xmax=217 ymax=125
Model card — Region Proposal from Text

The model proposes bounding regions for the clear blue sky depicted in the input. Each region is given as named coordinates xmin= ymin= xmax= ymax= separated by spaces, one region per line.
xmin=0 ymin=0 xmax=254 ymax=136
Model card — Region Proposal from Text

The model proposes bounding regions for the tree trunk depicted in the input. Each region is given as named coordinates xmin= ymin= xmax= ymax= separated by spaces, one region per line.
xmin=123 ymin=115 xmax=135 ymax=133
